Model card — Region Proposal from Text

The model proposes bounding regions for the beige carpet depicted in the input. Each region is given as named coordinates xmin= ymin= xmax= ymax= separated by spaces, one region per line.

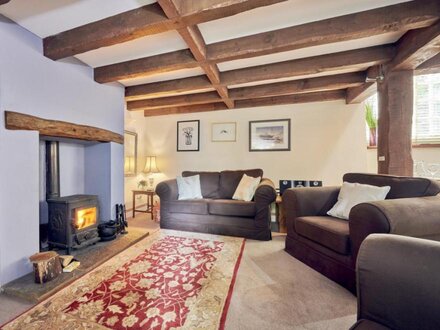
xmin=224 ymin=234 xmax=357 ymax=330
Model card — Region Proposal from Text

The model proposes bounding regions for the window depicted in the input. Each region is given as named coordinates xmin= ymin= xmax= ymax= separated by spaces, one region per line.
xmin=366 ymin=73 xmax=440 ymax=144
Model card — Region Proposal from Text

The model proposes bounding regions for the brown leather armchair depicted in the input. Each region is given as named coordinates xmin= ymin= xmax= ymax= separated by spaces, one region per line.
xmin=350 ymin=234 xmax=440 ymax=330
xmin=283 ymin=173 xmax=440 ymax=293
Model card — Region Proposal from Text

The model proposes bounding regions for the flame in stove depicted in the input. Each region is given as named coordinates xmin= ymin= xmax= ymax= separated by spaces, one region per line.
xmin=74 ymin=207 xmax=97 ymax=230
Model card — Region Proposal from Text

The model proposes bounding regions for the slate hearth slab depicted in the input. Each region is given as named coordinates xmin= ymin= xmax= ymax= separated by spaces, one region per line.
xmin=3 ymin=229 xmax=149 ymax=303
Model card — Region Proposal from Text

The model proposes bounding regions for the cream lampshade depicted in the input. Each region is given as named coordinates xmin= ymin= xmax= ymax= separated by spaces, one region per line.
xmin=143 ymin=156 xmax=160 ymax=190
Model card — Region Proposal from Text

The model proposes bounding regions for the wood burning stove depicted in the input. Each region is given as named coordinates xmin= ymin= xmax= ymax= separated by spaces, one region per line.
xmin=47 ymin=195 xmax=100 ymax=254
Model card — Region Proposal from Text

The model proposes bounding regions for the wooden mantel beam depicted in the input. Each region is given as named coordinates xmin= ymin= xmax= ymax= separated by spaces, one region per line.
xmin=43 ymin=0 xmax=286 ymax=60
xmin=208 ymin=0 xmax=440 ymax=63
xmin=4 ymin=111 xmax=123 ymax=144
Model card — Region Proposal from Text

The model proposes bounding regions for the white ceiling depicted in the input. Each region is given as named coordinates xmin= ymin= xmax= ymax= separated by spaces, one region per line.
xmin=0 ymin=0 xmax=411 ymax=87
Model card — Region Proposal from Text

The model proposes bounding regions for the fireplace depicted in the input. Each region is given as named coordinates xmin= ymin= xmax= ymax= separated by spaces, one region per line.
xmin=47 ymin=195 xmax=100 ymax=254
xmin=44 ymin=140 xmax=100 ymax=254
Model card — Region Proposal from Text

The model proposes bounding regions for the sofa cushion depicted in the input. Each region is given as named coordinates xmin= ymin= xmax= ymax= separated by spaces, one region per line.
xmin=219 ymin=169 xmax=263 ymax=199
xmin=295 ymin=216 xmax=350 ymax=255
xmin=167 ymin=200 xmax=208 ymax=215
xmin=182 ymin=171 xmax=220 ymax=199
xmin=208 ymin=199 xmax=256 ymax=217
xmin=343 ymin=173 xmax=440 ymax=199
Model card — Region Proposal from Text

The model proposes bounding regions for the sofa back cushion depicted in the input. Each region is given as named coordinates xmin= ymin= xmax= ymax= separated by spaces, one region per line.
xmin=219 ymin=169 xmax=263 ymax=199
xmin=182 ymin=171 xmax=220 ymax=198
xmin=343 ymin=173 xmax=440 ymax=199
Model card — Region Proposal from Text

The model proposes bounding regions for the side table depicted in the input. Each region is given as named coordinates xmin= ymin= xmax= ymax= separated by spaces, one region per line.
xmin=132 ymin=190 xmax=156 ymax=218
xmin=275 ymin=195 xmax=287 ymax=233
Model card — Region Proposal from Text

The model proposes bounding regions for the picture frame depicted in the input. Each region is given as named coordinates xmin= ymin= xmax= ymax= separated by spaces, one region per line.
xmin=177 ymin=120 xmax=200 ymax=151
xmin=211 ymin=122 xmax=236 ymax=142
xmin=124 ymin=130 xmax=138 ymax=176
xmin=249 ymin=119 xmax=291 ymax=152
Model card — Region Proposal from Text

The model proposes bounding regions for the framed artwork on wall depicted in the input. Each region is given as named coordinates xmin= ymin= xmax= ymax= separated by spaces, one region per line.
xmin=177 ymin=120 xmax=200 ymax=151
xmin=124 ymin=130 xmax=138 ymax=176
xmin=249 ymin=119 xmax=291 ymax=152
xmin=211 ymin=122 xmax=236 ymax=142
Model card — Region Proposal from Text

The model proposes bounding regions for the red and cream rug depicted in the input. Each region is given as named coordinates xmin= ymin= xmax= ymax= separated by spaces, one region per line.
xmin=2 ymin=230 xmax=245 ymax=330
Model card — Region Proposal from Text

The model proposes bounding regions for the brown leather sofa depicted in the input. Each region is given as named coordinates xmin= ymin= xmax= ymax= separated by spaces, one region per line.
xmin=283 ymin=173 xmax=440 ymax=293
xmin=156 ymin=169 xmax=276 ymax=240
xmin=350 ymin=234 xmax=440 ymax=330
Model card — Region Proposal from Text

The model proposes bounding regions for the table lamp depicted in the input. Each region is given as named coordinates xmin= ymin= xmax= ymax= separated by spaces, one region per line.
xmin=143 ymin=156 xmax=160 ymax=190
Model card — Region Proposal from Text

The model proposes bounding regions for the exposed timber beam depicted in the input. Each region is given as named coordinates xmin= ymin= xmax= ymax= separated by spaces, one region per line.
xmin=416 ymin=53 xmax=440 ymax=75
xmin=94 ymin=49 xmax=198 ymax=83
xmin=43 ymin=0 xmax=286 ymax=60
xmin=386 ymin=21 xmax=440 ymax=71
xmin=207 ymin=0 xmax=440 ymax=63
xmin=144 ymin=103 xmax=228 ymax=117
xmin=127 ymin=91 xmax=221 ymax=111
xmin=230 ymin=72 xmax=365 ymax=100
xmin=125 ymin=75 xmax=213 ymax=101
xmin=221 ymin=45 xmax=395 ymax=86
xmin=345 ymin=66 xmax=381 ymax=104
xmin=4 ymin=111 xmax=123 ymax=144
xmin=235 ymin=90 xmax=346 ymax=109
xmin=143 ymin=90 xmax=346 ymax=116
xmin=158 ymin=0 xmax=234 ymax=108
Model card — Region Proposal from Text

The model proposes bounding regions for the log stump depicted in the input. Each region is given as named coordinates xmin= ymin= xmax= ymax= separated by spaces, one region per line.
xmin=29 ymin=251 xmax=62 ymax=284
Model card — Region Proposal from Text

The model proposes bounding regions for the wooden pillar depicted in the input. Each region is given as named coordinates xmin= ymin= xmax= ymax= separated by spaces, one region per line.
xmin=377 ymin=70 xmax=414 ymax=176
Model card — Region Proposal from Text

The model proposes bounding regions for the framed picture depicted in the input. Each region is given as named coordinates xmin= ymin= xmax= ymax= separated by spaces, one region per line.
xmin=124 ymin=130 xmax=137 ymax=176
xmin=177 ymin=120 xmax=200 ymax=151
xmin=249 ymin=119 xmax=291 ymax=151
xmin=211 ymin=122 xmax=236 ymax=142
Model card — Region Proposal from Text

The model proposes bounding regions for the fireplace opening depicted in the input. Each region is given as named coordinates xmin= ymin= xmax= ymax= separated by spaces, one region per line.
xmin=74 ymin=206 xmax=97 ymax=230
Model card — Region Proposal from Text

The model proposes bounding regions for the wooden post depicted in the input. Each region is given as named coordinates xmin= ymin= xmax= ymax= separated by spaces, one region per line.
xmin=377 ymin=70 xmax=414 ymax=176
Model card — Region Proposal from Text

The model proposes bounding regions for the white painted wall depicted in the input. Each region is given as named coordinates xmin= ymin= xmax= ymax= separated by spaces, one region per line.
xmin=124 ymin=100 xmax=368 ymax=205
xmin=0 ymin=16 xmax=125 ymax=286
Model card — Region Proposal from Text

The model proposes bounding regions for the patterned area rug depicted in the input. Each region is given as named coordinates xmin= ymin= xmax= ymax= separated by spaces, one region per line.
xmin=2 ymin=230 xmax=245 ymax=330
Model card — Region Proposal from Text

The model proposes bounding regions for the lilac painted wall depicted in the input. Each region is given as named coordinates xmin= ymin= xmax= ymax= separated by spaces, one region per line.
xmin=0 ymin=16 xmax=125 ymax=286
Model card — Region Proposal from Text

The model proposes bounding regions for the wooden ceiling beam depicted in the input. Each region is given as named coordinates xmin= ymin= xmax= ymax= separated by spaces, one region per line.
xmin=235 ymin=90 xmax=346 ymax=109
xmin=416 ymin=53 xmax=440 ymax=75
xmin=125 ymin=75 xmax=212 ymax=101
xmin=43 ymin=0 xmax=286 ymax=60
xmin=346 ymin=66 xmax=380 ymax=104
xmin=127 ymin=91 xmax=221 ymax=111
xmin=207 ymin=0 xmax=440 ymax=63
xmin=143 ymin=90 xmax=346 ymax=116
xmin=94 ymin=49 xmax=198 ymax=83
xmin=158 ymin=0 xmax=234 ymax=108
xmin=43 ymin=3 xmax=171 ymax=60
xmin=230 ymin=72 xmax=365 ymax=100
xmin=221 ymin=45 xmax=395 ymax=86
xmin=386 ymin=21 xmax=440 ymax=71
xmin=144 ymin=103 xmax=228 ymax=117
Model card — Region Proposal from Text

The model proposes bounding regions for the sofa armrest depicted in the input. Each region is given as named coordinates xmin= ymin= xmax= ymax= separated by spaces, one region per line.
xmin=254 ymin=178 xmax=277 ymax=205
xmin=355 ymin=234 xmax=440 ymax=329
xmin=155 ymin=179 xmax=178 ymax=201
xmin=253 ymin=178 xmax=277 ymax=228
xmin=349 ymin=195 xmax=440 ymax=260
xmin=282 ymin=186 xmax=340 ymax=222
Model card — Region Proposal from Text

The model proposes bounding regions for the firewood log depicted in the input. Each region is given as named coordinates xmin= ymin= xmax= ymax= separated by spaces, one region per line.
xmin=29 ymin=251 xmax=62 ymax=284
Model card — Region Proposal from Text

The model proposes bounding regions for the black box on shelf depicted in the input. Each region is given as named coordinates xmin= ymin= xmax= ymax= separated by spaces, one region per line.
xmin=279 ymin=180 xmax=323 ymax=195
